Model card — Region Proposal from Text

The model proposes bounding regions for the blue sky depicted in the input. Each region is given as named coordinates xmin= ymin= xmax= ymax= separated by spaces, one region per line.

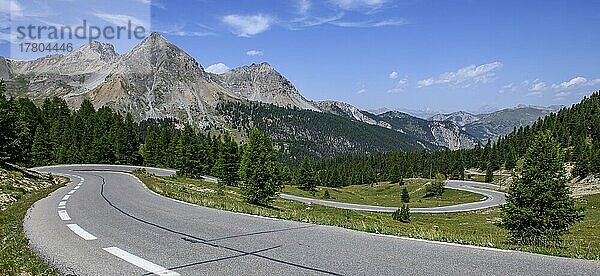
xmin=2 ymin=0 xmax=600 ymax=114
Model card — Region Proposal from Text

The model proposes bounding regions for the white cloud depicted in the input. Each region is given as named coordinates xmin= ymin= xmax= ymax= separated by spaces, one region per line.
xmin=297 ymin=0 xmax=312 ymax=14
xmin=331 ymin=0 xmax=388 ymax=10
xmin=356 ymin=88 xmax=366 ymax=94
xmin=552 ymin=76 xmax=600 ymax=90
xmin=222 ymin=14 xmax=273 ymax=37
xmin=499 ymin=83 xmax=517 ymax=93
xmin=246 ymin=50 xmax=263 ymax=56
xmin=526 ymin=91 xmax=542 ymax=97
xmin=330 ymin=18 xmax=407 ymax=28
xmin=286 ymin=12 xmax=344 ymax=30
xmin=528 ymin=79 xmax=546 ymax=92
xmin=387 ymin=77 xmax=408 ymax=93
xmin=93 ymin=13 xmax=149 ymax=28
xmin=554 ymin=91 xmax=571 ymax=97
xmin=417 ymin=78 xmax=435 ymax=88
xmin=154 ymin=24 xmax=214 ymax=37
xmin=389 ymin=71 xmax=398 ymax=79
xmin=417 ymin=61 xmax=503 ymax=88
xmin=205 ymin=63 xmax=230 ymax=74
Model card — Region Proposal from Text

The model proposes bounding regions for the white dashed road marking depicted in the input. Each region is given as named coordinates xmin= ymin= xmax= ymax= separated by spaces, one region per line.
xmin=68 ymin=190 xmax=76 ymax=195
xmin=103 ymin=247 xmax=180 ymax=276
xmin=62 ymin=195 xmax=71 ymax=201
xmin=74 ymin=186 xmax=80 ymax=190
xmin=66 ymin=224 xmax=97 ymax=240
xmin=58 ymin=201 xmax=66 ymax=207
xmin=58 ymin=210 xmax=71 ymax=221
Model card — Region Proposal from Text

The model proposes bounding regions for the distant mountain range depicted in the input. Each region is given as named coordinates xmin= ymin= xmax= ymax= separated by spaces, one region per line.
xmin=0 ymin=32 xmax=561 ymax=155
xmin=429 ymin=105 xmax=562 ymax=142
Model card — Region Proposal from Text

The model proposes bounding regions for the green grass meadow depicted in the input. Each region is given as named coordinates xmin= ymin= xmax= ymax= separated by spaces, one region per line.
xmin=135 ymin=172 xmax=600 ymax=260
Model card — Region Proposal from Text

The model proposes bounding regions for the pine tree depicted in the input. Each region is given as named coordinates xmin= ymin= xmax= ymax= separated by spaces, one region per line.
xmin=392 ymin=204 xmax=410 ymax=223
xmin=401 ymin=187 xmax=410 ymax=203
xmin=176 ymin=124 xmax=200 ymax=176
xmin=296 ymin=156 xmax=317 ymax=194
xmin=12 ymin=98 xmax=40 ymax=163
xmin=279 ymin=164 xmax=294 ymax=186
xmin=505 ymin=148 xmax=517 ymax=170
xmin=500 ymin=131 xmax=584 ymax=245
xmin=116 ymin=113 xmax=141 ymax=165
xmin=0 ymin=82 xmax=17 ymax=162
xmin=485 ymin=166 xmax=494 ymax=183
xmin=141 ymin=125 xmax=161 ymax=166
xmin=239 ymin=128 xmax=283 ymax=205
xmin=30 ymin=124 xmax=52 ymax=166
xmin=425 ymin=173 xmax=445 ymax=197
xmin=215 ymin=134 xmax=240 ymax=186
xmin=389 ymin=163 xmax=403 ymax=184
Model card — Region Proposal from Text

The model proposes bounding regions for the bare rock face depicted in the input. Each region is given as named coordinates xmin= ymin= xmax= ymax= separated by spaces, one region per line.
xmin=215 ymin=62 xmax=319 ymax=111
xmin=430 ymin=111 xmax=480 ymax=127
xmin=316 ymin=102 xmax=480 ymax=150
xmin=431 ymin=106 xmax=560 ymax=142
xmin=379 ymin=111 xmax=479 ymax=150
xmin=1 ymin=32 xmax=549 ymax=151
xmin=1 ymin=32 xmax=318 ymax=128
xmin=428 ymin=121 xmax=479 ymax=150
xmin=84 ymin=32 xmax=226 ymax=127
xmin=0 ymin=57 xmax=10 ymax=81
xmin=314 ymin=100 xmax=392 ymax=129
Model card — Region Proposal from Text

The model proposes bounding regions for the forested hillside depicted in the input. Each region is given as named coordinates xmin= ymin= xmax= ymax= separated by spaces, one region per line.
xmin=0 ymin=82 xmax=240 ymax=180
xmin=2 ymin=77 xmax=597 ymax=188
xmin=216 ymin=102 xmax=441 ymax=160
xmin=494 ymin=92 xmax=600 ymax=178
xmin=314 ymin=92 xmax=600 ymax=186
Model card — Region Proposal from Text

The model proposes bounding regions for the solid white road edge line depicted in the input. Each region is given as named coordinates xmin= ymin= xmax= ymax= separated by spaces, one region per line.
xmin=66 ymin=224 xmax=97 ymax=240
xmin=58 ymin=210 xmax=71 ymax=221
xmin=102 ymin=247 xmax=180 ymax=276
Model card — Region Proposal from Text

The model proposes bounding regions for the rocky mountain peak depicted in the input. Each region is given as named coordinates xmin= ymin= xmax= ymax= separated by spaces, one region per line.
xmin=380 ymin=110 xmax=412 ymax=119
xmin=117 ymin=32 xmax=204 ymax=75
xmin=70 ymin=41 xmax=118 ymax=62
xmin=217 ymin=62 xmax=318 ymax=111
xmin=255 ymin=61 xmax=273 ymax=70
xmin=139 ymin=32 xmax=173 ymax=49
xmin=230 ymin=62 xmax=276 ymax=75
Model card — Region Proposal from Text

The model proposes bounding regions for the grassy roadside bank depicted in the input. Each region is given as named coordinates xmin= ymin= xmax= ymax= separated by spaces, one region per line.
xmin=135 ymin=172 xmax=600 ymax=260
xmin=0 ymin=167 xmax=66 ymax=275
xmin=282 ymin=179 xmax=485 ymax=208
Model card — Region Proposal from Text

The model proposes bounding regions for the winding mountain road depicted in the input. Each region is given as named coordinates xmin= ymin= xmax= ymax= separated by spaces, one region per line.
xmin=25 ymin=165 xmax=600 ymax=275
xmin=281 ymin=180 xmax=506 ymax=213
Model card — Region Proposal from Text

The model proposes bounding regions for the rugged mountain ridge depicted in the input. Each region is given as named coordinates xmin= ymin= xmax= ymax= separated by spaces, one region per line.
xmin=0 ymin=32 xmax=557 ymax=152
xmin=1 ymin=33 xmax=316 ymax=127
xmin=214 ymin=62 xmax=318 ymax=111
xmin=430 ymin=106 xmax=561 ymax=141
xmin=314 ymin=100 xmax=479 ymax=150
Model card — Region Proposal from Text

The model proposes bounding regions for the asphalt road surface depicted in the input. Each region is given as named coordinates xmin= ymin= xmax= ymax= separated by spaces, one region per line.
xmin=280 ymin=180 xmax=507 ymax=213
xmin=25 ymin=165 xmax=600 ymax=275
